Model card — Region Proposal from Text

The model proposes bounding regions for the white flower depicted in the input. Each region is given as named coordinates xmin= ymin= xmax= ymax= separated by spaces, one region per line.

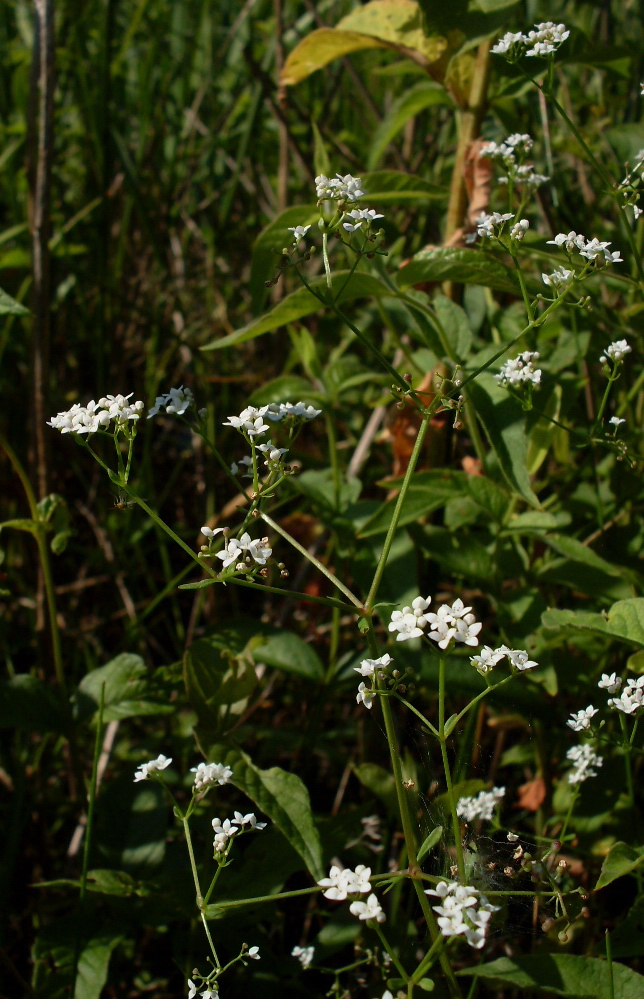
xmin=609 ymin=416 xmax=626 ymax=427
xmin=598 ymin=672 xmax=622 ymax=693
xmin=355 ymin=653 xmax=392 ymax=677
xmin=496 ymin=351 xmax=541 ymax=387
xmin=542 ymin=267 xmax=573 ymax=288
xmin=201 ymin=526 xmax=226 ymax=540
xmin=511 ymin=219 xmax=529 ymax=240
xmin=505 ymin=648 xmax=538 ymax=670
xmin=291 ymin=945 xmax=315 ymax=967
xmin=215 ymin=533 xmax=271 ymax=569
xmin=317 ymin=864 xmax=371 ymax=900
xmin=600 ymin=339 xmax=631 ymax=364
xmin=247 ymin=946 xmax=261 ymax=960
xmin=453 ymin=614 xmax=482 ymax=647
xmin=201 ymin=989 xmax=218 ymax=999
xmin=424 ymin=881 xmax=498 ymax=948
xmin=388 ymin=609 xmax=424 ymax=641
xmin=48 ymin=394 xmax=144 ymax=435
xmin=566 ymin=743 xmax=603 ymax=784
xmin=191 ymin=761 xmax=233 ymax=790
xmin=212 ymin=817 xmax=240 ymax=853
xmin=491 ymin=30 xmax=527 ymax=55
xmin=357 ymin=682 xmax=375 ymax=709
xmin=288 ymin=225 xmax=311 ymax=242
xmin=232 ymin=811 xmax=267 ymax=829
xmin=507 ymin=832 xmax=519 ymax=842
xmin=608 ymin=677 xmax=644 ymax=714
xmin=566 ymin=705 xmax=599 ymax=732
xmin=246 ymin=536 xmax=272 ymax=564
xmin=231 ymin=455 xmax=253 ymax=477
xmin=342 ymin=208 xmax=384 ymax=231
xmin=188 ymin=980 xmax=198 ymax=999
xmin=525 ymin=21 xmax=570 ymax=58
xmin=350 ymin=892 xmax=386 ymax=922
xmin=148 ymin=385 xmax=195 ymax=418
xmin=315 ymin=173 xmax=364 ymax=202
xmin=548 ymin=231 xmax=586 ymax=252
xmin=134 ymin=754 xmax=172 ymax=782
xmin=470 ymin=646 xmax=505 ymax=674
xmin=426 ymin=605 xmax=456 ymax=649
xmin=223 ymin=406 xmax=270 ymax=437
xmin=457 ymin=787 xmax=505 ymax=823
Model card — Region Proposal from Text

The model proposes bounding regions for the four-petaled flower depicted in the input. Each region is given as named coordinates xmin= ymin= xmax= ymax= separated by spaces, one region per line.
xmin=134 ymin=754 xmax=172 ymax=782
xmin=349 ymin=892 xmax=386 ymax=922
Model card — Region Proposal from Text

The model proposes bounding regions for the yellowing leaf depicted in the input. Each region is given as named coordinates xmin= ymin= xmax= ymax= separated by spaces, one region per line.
xmin=282 ymin=29 xmax=388 ymax=86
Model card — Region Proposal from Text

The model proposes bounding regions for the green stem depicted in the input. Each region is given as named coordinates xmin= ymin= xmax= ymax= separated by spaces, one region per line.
xmin=260 ymin=510 xmax=362 ymax=607
xmin=183 ymin=816 xmax=204 ymax=909
xmin=186 ymin=573 xmax=357 ymax=613
xmin=438 ymin=656 xmax=466 ymax=882
xmin=200 ymin=911 xmax=221 ymax=970
xmin=558 ymin=786 xmax=580 ymax=843
xmin=366 ymin=409 xmax=433 ymax=611
xmin=606 ymin=930 xmax=615 ymax=999
xmin=324 ymin=409 xmax=341 ymax=510
xmin=131 ymin=495 xmax=216 ymax=574
xmin=373 ymin=924 xmax=408 ymax=982
xmin=322 ymin=231 xmax=332 ymax=288
xmin=409 ymin=932 xmax=445 ymax=986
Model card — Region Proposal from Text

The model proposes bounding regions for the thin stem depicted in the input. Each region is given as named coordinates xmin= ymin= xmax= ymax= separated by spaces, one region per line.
xmin=373 ymin=924 xmax=408 ymax=982
xmin=322 ymin=231 xmax=332 ymax=288
xmin=260 ymin=510 xmax=362 ymax=607
xmin=558 ymin=786 xmax=580 ymax=843
xmin=200 ymin=911 xmax=221 ymax=969
xmin=438 ymin=656 xmax=466 ymax=882
xmin=366 ymin=409 xmax=433 ymax=611
xmin=409 ymin=932 xmax=445 ymax=986
xmin=183 ymin=816 xmax=204 ymax=909
xmin=324 ymin=409 xmax=341 ymax=509
xmin=132 ymin=495 xmax=216 ymax=574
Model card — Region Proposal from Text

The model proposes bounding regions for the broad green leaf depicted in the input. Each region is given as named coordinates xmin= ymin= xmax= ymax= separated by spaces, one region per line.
xmin=605 ymin=123 xmax=644 ymax=163
xmin=359 ymin=469 xmax=467 ymax=537
xmin=542 ymin=598 xmax=644 ymax=648
xmin=295 ymin=467 xmax=362 ymax=513
xmin=255 ymin=630 xmax=325 ymax=682
xmin=418 ymin=525 xmax=492 ymax=580
xmin=397 ymin=246 xmax=520 ymax=295
xmin=433 ymin=293 xmax=472 ymax=362
xmin=352 ymin=762 xmax=399 ymax=816
xmin=466 ymin=474 xmax=509 ymax=523
xmin=79 ymin=653 xmax=173 ymax=722
xmin=75 ymin=933 xmax=122 ymax=999
xmin=470 ymin=0 xmax=520 ymax=10
xmin=203 ymin=270 xmax=388 ymax=351
xmin=367 ymin=82 xmax=451 ymax=169
xmin=466 ymin=373 xmax=540 ymax=507
xmin=596 ymin=842 xmax=644 ymax=890
xmin=0 ymin=517 xmax=40 ymax=535
xmin=458 ymin=954 xmax=644 ymax=998
xmin=0 ymin=675 xmax=66 ymax=733
xmin=417 ymin=825 xmax=443 ymax=862
xmin=361 ymin=169 xmax=447 ymax=202
xmin=281 ymin=2 xmax=453 ymax=87
xmin=249 ymin=204 xmax=317 ymax=314
xmin=207 ymin=828 xmax=305 ymax=916
xmin=312 ymin=120 xmax=331 ymax=177
xmin=543 ymin=534 xmax=622 ymax=577
xmin=526 ymin=384 xmax=562 ymax=475
xmin=0 ymin=286 xmax=29 ymax=315
xmin=184 ymin=634 xmax=257 ymax=730
xmin=120 ymin=783 xmax=167 ymax=874
xmin=609 ymin=896 xmax=644 ymax=957
xmin=214 ymin=746 xmax=324 ymax=881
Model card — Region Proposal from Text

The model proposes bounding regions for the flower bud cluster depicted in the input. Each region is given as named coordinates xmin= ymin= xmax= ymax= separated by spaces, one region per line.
xmin=388 ymin=596 xmax=481 ymax=649
xmin=425 ymin=881 xmax=500 ymax=949
xmin=315 ymin=173 xmax=365 ymax=202
xmin=48 ymin=394 xmax=145 ymax=435
xmin=457 ymin=786 xmax=505 ymax=823
xmin=599 ymin=339 xmax=631 ymax=364
xmin=212 ymin=811 xmax=267 ymax=854
xmin=495 ymin=351 xmax=542 ymax=388
xmin=548 ymin=231 xmax=622 ymax=265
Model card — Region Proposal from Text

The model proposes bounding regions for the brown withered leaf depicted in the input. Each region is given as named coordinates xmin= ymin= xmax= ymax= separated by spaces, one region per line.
xmin=516 ymin=775 xmax=546 ymax=812
xmin=382 ymin=372 xmax=448 ymax=483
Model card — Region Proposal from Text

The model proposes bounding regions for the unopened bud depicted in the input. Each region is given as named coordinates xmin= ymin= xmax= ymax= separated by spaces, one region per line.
xmin=504 ymin=866 xmax=514 ymax=877
xmin=542 ymin=918 xmax=554 ymax=932
xmin=280 ymin=569 xmax=289 ymax=578
xmin=403 ymin=372 xmax=412 ymax=382
xmin=581 ymin=907 xmax=590 ymax=918
xmin=558 ymin=931 xmax=569 ymax=943
xmin=393 ymin=670 xmax=401 ymax=678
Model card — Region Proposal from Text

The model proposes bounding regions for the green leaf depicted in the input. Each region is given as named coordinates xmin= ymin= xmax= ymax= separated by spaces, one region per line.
xmin=417 ymin=825 xmax=443 ymax=862
xmin=0 ymin=517 xmax=40 ymax=536
xmin=466 ymin=372 xmax=540 ymax=508
xmin=352 ymin=762 xmax=399 ymax=817
xmin=79 ymin=653 xmax=173 ymax=722
xmin=203 ymin=270 xmax=388 ymax=351
xmin=359 ymin=469 xmax=467 ymax=537
xmin=367 ymin=82 xmax=451 ymax=169
xmin=608 ymin=896 xmax=644 ymax=957
xmin=504 ymin=510 xmax=558 ymax=532
xmin=295 ymin=467 xmax=362 ymax=513
xmin=542 ymin=598 xmax=644 ymax=648
xmin=312 ymin=120 xmax=331 ymax=177
xmin=466 ymin=474 xmax=509 ymax=523
xmin=418 ymin=525 xmax=492 ymax=580
xmin=255 ymin=630 xmax=325 ymax=682
xmin=214 ymin=746 xmax=324 ymax=881
xmin=397 ymin=247 xmax=520 ymax=295
xmin=360 ymin=169 xmax=447 ymax=202
xmin=75 ymin=933 xmax=122 ymax=999
xmin=434 ymin=293 xmax=472 ymax=362
xmin=596 ymin=842 xmax=644 ymax=890
xmin=0 ymin=286 xmax=29 ymax=315
xmin=526 ymin=384 xmax=562 ymax=475
xmin=543 ymin=534 xmax=622 ymax=577
xmin=458 ymin=954 xmax=644 ymax=998
xmin=184 ymin=634 xmax=257 ymax=730
xmin=469 ymin=0 xmax=520 ymax=10
xmin=249 ymin=204 xmax=317 ymax=314
xmin=0 ymin=675 xmax=66 ymax=733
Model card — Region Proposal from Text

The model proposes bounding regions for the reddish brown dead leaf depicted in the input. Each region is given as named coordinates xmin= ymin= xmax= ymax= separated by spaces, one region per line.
xmin=461 ymin=456 xmax=483 ymax=475
xmin=516 ymin=775 xmax=546 ymax=812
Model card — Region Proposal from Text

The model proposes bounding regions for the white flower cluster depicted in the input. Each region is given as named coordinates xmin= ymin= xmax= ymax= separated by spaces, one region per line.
xmin=342 ymin=207 xmax=384 ymax=233
xmin=223 ymin=402 xmax=321 ymax=438
xmin=542 ymin=266 xmax=573 ymax=289
xmin=148 ymin=385 xmax=202 ymax=419
xmin=354 ymin=652 xmax=392 ymax=710
xmin=608 ymin=675 xmax=644 ymax=715
xmin=478 ymin=133 xmax=548 ymax=188
xmin=201 ymin=527 xmax=272 ymax=570
xmin=315 ymin=173 xmax=365 ymax=202
xmin=600 ymin=339 xmax=631 ymax=364
xmin=212 ymin=811 xmax=267 ymax=853
xmin=317 ymin=863 xmax=371 ymax=900
xmin=466 ymin=211 xmax=513 ymax=243
xmin=291 ymin=945 xmax=315 ymax=968
xmin=231 ymin=441 xmax=289 ymax=478
xmin=457 ymin=786 xmax=505 ymax=823
xmin=134 ymin=754 xmax=172 ymax=782
xmin=566 ymin=743 xmax=603 ymax=785
xmin=388 ymin=597 xmax=481 ymax=648
xmin=491 ymin=22 xmax=569 ymax=58
xmin=350 ymin=893 xmax=385 ymax=923
xmin=425 ymin=881 xmax=500 ymax=949
xmin=495 ymin=351 xmax=542 ymax=388
xmin=188 ymin=979 xmax=218 ymax=999
xmin=470 ymin=645 xmax=538 ymax=674
xmin=191 ymin=761 xmax=233 ymax=791
xmin=48 ymin=394 xmax=145 ymax=435
xmin=566 ymin=705 xmax=599 ymax=732
xmin=548 ymin=231 xmax=622 ymax=265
